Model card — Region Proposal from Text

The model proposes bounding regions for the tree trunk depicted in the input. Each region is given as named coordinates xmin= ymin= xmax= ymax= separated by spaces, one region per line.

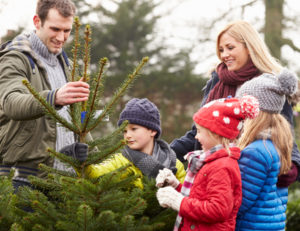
xmin=264 ymin=0 xmax=284 ymax=60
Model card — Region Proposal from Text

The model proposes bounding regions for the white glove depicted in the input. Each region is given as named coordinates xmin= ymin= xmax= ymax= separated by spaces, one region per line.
xmin=155 ymin=168 xmax=180 ymax=188
xmin=156 ymin=186 xmax=184 ymax=212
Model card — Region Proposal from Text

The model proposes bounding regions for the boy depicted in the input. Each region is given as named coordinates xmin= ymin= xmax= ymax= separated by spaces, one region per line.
xmin=61 ymin=98 xmax=186 ymax=188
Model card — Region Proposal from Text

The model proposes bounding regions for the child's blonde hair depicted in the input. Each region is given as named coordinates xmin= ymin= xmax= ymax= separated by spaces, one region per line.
xmin=200 ymin=126 xmax=234 ymax=155
xmin=238 ymin=111 xmax=292 ymax=175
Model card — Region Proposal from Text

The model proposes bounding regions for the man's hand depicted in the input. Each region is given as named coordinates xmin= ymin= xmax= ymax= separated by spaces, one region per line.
xmin=55 ymin=79 xmax=90 ymax=106
xmin=59 ymin=142 xmax=88 ymax=163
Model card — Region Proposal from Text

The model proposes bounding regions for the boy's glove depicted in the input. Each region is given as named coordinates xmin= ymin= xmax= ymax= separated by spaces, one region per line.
xmin=59 ymin=142 xmax=88 ymax=163
xmin=156 ymin=186 xmax=184 ymax=212
xmin=156 ymin=168 xmax=180 ymax=188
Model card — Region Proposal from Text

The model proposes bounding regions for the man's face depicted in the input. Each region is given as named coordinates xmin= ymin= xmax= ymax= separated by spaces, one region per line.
xmin=34 ymin=8 xmax=73 ymax=54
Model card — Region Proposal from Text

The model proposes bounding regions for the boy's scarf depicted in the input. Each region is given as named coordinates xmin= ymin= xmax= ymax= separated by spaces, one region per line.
xmin=174 ymin=144 xmax=224 ymax=231
xmin=206 ymin=60 xmax=260 ymax=103
xmin=122 ymin=139 xmax=177 ymax=178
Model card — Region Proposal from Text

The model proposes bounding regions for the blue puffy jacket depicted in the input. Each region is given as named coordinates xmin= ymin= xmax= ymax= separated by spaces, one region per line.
xmin=236 ymin=139 xmax=288 ymax=231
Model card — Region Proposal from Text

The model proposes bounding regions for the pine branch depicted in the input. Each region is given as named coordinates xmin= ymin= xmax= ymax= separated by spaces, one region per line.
xmin=77 ymin=204 xmax=93 ymax=231
xmin=31 ymin=200 xmax=58 ymax=222
xmin=70 ymin=17 xmax=81 ymax=131
xmin=86 ymin=57 xmax=149 ymax=132
xmin=47 ymin=148 xmax=81 ymax=170
xmin=28 ymin=175 xmax=63 ymax=191
xmin=81 ymin=24 xmax=92 ymax=112
xmin=81 ymin=57 xmax=108 ymax=134
xmin=38 ymin=164 xmax=77 ymax=178
xmin=71 ymin=17 xmax=81 ymax=82
xmin=83 ymin=139 xmax=126 ymax=166
xmin=82 ymin=25 xmax=91 ymax=83
xmin=87 ymin=118 xmax=127 ymax=149
xmin=22 ymin=80 xmax=79 ymax=134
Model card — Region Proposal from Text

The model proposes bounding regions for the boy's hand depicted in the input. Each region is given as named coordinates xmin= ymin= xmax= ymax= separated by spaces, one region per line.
xmin=156 ymin=186 xmax=184 ymax=211
xmin=156 ymin=168 xmax=180 ymax=188
xmin=59 ymin=142 xmax=88 ymax=163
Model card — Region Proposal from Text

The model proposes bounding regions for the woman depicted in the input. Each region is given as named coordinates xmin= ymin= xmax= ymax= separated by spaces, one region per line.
xmin=170 ymin=20 xmax=300 ymax=186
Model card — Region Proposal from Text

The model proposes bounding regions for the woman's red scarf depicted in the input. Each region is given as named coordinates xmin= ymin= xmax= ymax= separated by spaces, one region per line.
xmin=206 ymin=59 xmax=261 ymax=103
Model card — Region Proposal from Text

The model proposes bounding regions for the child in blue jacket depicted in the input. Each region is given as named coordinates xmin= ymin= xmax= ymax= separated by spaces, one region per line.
xmin=235 ymin=69 xmax=298 ymax=230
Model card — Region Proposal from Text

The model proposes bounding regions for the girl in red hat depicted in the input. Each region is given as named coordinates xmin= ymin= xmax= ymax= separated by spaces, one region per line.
xmin=156 ymin=95 xmax=259 ymax=231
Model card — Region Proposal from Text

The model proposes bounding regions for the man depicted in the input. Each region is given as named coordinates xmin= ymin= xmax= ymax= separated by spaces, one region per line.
xmin=0 ymin=0 xmax=89 ymax=189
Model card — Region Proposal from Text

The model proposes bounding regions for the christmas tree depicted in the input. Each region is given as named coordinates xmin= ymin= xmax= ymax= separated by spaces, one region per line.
xmin=0 ymin=18 xmax=176 ymax=231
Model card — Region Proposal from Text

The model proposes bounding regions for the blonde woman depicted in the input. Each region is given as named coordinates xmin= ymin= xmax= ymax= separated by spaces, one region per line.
xmin=171 ymin=20 xmax=300 ymax=187
xmin=235 ymin=69 xmax=297 ymax=230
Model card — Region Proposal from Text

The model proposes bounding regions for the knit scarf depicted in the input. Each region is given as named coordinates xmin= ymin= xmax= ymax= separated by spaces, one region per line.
xmin=206 ymin=60 xmax=260 ymax=103
xmin=174 ymin=144 xmax=224 ymax=231
xmin=121 ymin=139 xmax=177 ymax=178
xmin=29 ymin=32 xmax=75 ymax=173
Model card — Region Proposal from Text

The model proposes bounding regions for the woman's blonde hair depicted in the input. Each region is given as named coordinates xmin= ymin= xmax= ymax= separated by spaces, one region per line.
xmin=238 ymin=111 xmax=292 ymax=175
xmin=216 ymin=20 xmax=282 ymax=74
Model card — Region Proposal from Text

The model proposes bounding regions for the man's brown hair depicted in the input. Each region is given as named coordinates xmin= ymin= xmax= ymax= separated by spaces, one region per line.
xmin=36 ymin=0 xmax=76 ymax=25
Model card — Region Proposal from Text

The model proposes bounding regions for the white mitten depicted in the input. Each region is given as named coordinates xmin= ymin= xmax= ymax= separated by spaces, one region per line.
xmin=156 ymin=186 xmax=184 ymax=212
xmin=156 ymin=168 xmax=180 ymax=188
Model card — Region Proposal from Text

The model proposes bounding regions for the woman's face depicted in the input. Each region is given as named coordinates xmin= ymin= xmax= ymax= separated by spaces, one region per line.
xmin=218 ymin=32 xmax=250 ymax=71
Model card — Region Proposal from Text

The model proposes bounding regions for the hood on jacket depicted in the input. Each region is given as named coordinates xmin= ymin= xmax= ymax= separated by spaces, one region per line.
xmin=0 ymin=32 xmax=43 ymax=69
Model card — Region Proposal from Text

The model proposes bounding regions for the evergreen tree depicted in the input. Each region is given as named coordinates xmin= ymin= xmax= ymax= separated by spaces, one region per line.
xmin=70 ymin=0 xmax=206 ymax=142
xmin=0 ymin=18 xmax=172 ymax=231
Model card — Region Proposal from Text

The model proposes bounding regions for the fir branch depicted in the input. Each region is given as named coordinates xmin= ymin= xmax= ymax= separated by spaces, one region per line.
xmin=68 ymin=103 xmax=82 ymax=133
xmin=82 ymin=25 xmax=91 ymax=83
xmin=22 ymin=80 xmax=79 ymax=134
xmin=46 ymin=148 xmax=81 ymax=170
xmin=87 ymin=120 xmax=127 ymax=149
xmin=77 ymin=204 xmax=93 ymax=231
xmin=123 ymin=198 xmax=146 ymax=217
xmin=71 ymin=17 xmax=81 ymax=82
xmin=31 ymin=200 xmax=58 ymax=222
xmin=83 ymin=139 xmax=126 ymax=165
xmin=81 ymin=58 xmax=108 ymax=134
xmin=81 ymin=24 xmax=92 ymax=112
xmin=86 ymin=57 xmax=149 ymax=132
xmin=28 ymin=175 xmax=63 ymax=191
xmin=70 ymin=17 xmax=81 ymax=130
xmin=38 ymin=163 xmax=77 ymax=178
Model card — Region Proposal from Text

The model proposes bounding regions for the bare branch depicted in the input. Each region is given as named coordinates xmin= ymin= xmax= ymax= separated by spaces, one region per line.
xmin=282 ymin=38 xmax=300 ymax=53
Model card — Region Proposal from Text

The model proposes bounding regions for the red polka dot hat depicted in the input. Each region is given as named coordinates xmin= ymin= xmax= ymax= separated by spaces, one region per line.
xmin=193 ymin=95 xmax=259 ymax=139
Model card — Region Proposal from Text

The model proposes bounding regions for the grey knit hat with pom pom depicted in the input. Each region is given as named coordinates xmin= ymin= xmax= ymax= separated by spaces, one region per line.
xmin=236 ymin=69 xmax=298 ymax=113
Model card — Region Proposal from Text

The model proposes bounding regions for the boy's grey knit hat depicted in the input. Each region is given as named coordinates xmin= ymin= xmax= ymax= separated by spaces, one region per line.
xmin=236 ymin=68 xmax=298 ymax=113
xmin=118 ymin=98 xmax=161 ymax=138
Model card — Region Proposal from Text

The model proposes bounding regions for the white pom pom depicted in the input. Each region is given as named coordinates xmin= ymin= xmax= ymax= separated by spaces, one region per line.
xmin=240 ymin=95 xmax=259 ymax=119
